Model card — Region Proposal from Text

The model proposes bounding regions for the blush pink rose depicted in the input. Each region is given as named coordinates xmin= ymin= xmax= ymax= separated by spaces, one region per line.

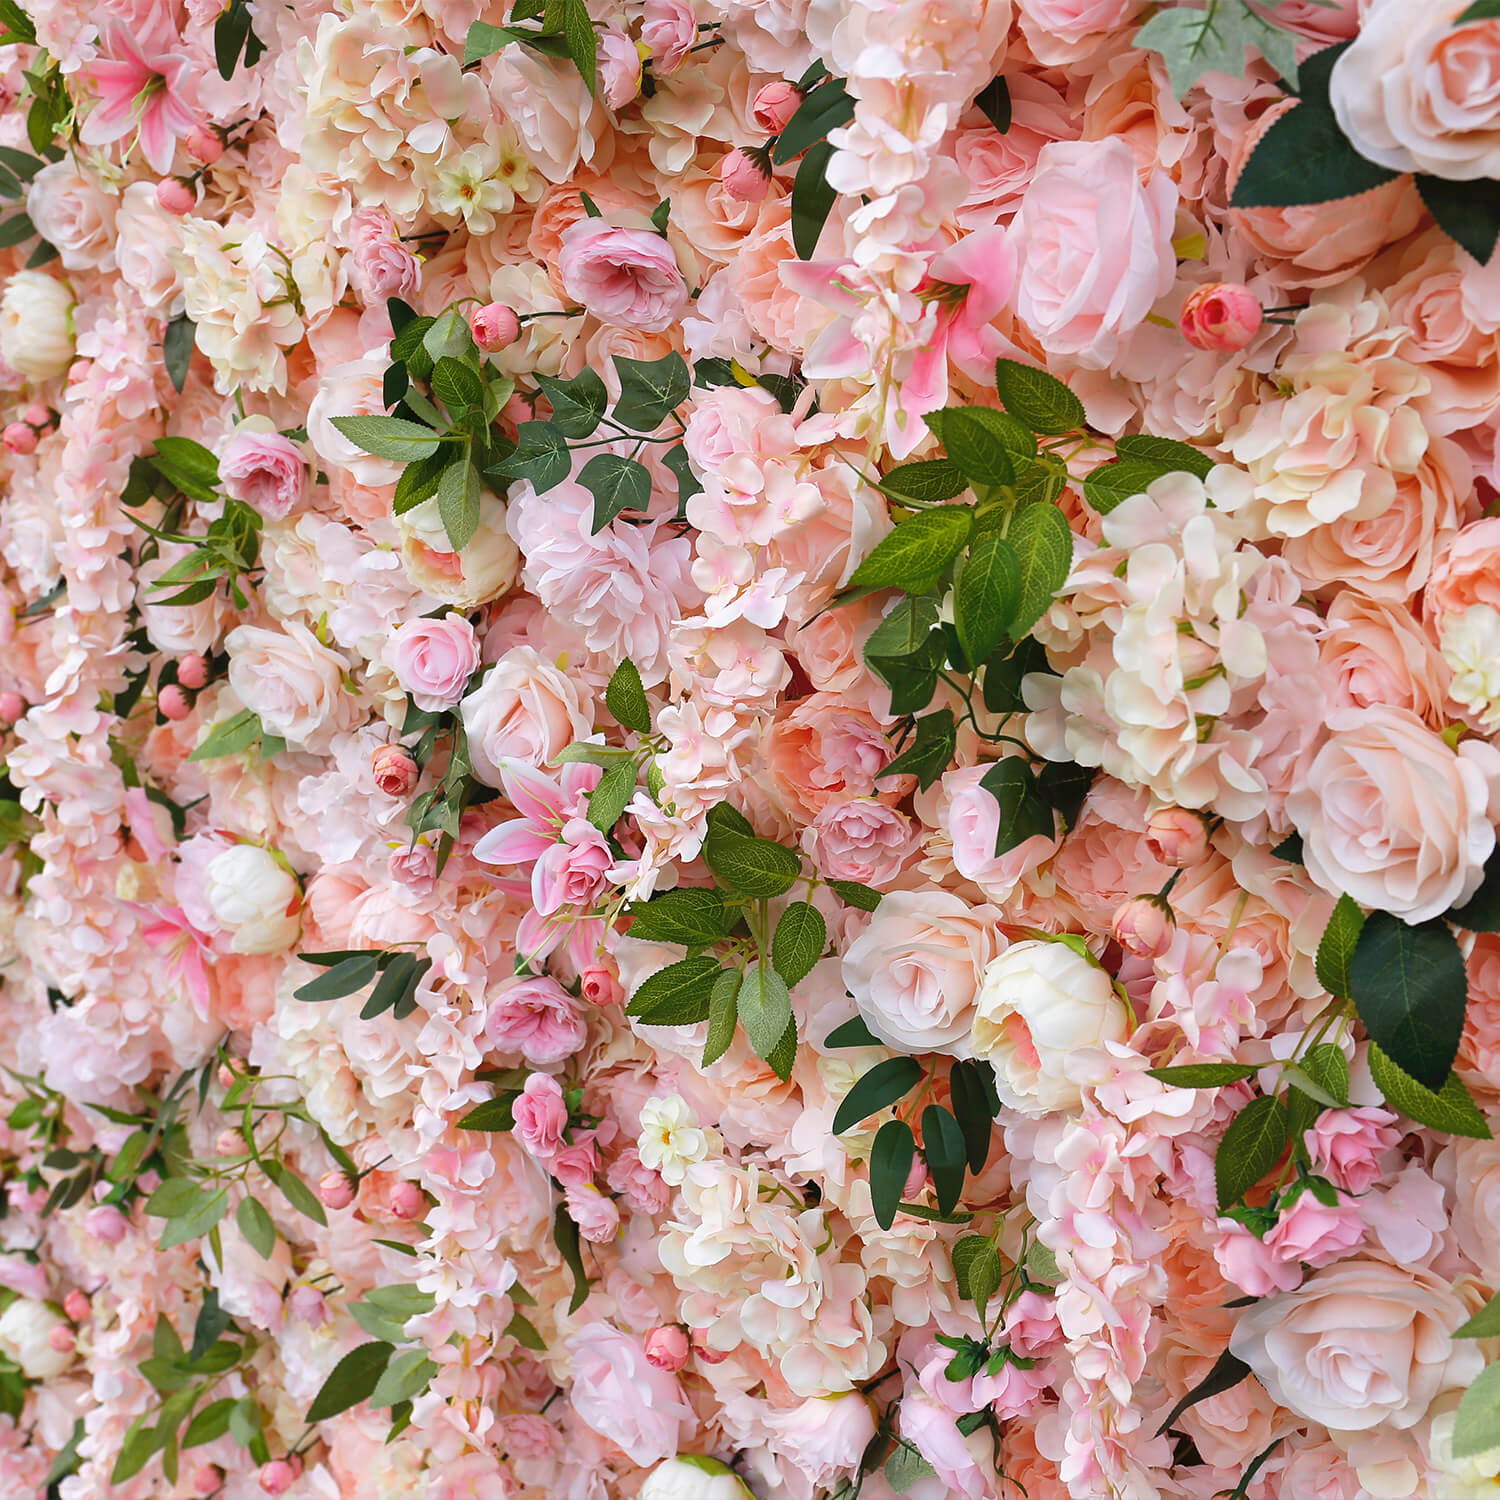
xmin=1427 ymin=517 xmax=1500 ymax=619
xmin=1286 ymin=705 xmax=1500 ymax=922
xmin=558 ymin=219 xmax=689 ymax=335
xmin=485 ymin=975 xmax=588 ymax=1065
xmin=639 ymin=0 xmax=696 ymax=72
xmin=762 ymin=695 xmax=896 ymax=818
xmin=566 ymin=1321 xmax=694 ymax=1464
xmin=224 ymin=622 xmax=359 ymax=752
xmin=1212 ymin=1219 xmax=1303 ymax=1297
xmin=219 ymin=425 xmax=307 ymax=520
xmin=512 ymin=1072 xmax=568 ymax=1157
xmin=564 ymin=1183 xmax=621 ymax=1243
xmin=802 ymin=798 xmax=919 ymax=888
xmin=1011 ymin=137 xmax=1177 ymax=369
xmin=604 ymin=1146 xmax=669 ymax=1214
xmin=387 ymin=614 xmax=480 ymax=711
xmin=1264 ymin=1192 xmax=1366 ymax=1268
xmin=1305 ymin=1107 xmax=1402 ymax=1195
xmin=532 ymin=817 xmax=614 ymax=914
xmin=1321 ymin=591 xmax=1452 ymax=729
xmin=460 ymin=645 xmax=592 ymax=784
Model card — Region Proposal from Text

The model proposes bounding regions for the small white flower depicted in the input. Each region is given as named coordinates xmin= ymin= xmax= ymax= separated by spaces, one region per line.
xmin=431 ymin=144 xmax=514 ymax=234
xmin=637 ymin=1094 xmax=719 ymax=1186
xmin=1442 ymin=603 xmax=1500 ymax=733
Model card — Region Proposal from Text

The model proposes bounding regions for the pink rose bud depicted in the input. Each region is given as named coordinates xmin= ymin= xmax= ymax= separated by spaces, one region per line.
xmin=1112 ymin=895 xmax=1175 ymax=958
xmin=288 ymin=1285 xmax=328 ymax=1327
xmin=1180 ymin=282 xmax=1262 ymax=352
xmin=192 ymin=1464 xmax=224 ymax=1495
xmin=691 ymin=1328 xmax=731 ymax=1363
xmin=84 ymin=1204 xmax=128 ymax=1244
xmin=214 ymin=1129 xmax=241 ymax=1157
xmin=155 ymin=177 xmax=197 ymax=216
xmin=259 ymin=1460 xmax=298 ymax=1496
xmin=184 ymin=123 xmax=224 ymax=164
xmin=20 ymin=404 xmax=50 ymax=428
xmin=580 ymin=962 xmax=623 ymax=1008
xmin=371 ymin=744 xmax=419 ymax=798
xmin=471 ymin=302 xmax=521 ymax=352
xmin=63 ymin=1289 xmax=90 ymax=1322
xmin=753 ymin=80 xmax=803 ymax=134
xmin=2 ymin=422 xmax=36 ymax=454
xmin=903 ymin=1156 xmax=928 ymax=1200
xmin=1145 ymin=807 xmax=1211 ymax=868
xmin=389 ymin=1181 xmax=427 ymax=1220
xmin=177 ymin=653 xmax=210 ymax=690
xmin=47 ymin=1325 xmax=75 ymax=1354
xmin=159 ymin=684 xmax=191 ymax=721
xmin=216 ymin=1062 xmax=238 ymax=1088
xmin=644 ymin=1324 xmax=690 ymax=1372
xmin=0 ymin=691 xmax=22 ymax=724
xmin=317 ymin=1171 xmax=355 ymax=1210
xmin=719 ymin=147 xmax=770 ymax=203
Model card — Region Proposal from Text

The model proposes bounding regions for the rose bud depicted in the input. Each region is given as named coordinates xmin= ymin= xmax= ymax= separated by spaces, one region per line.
xmin=84 ymin=1205 xmax=128 ymax=1244
xmin=1112 ymin=895 xmax=1175 ymax=958
xmin=192 ymin=1464 xmax=225 ymax=1495
xmin=63 ymin=1290 xmax=89 ymax=1322
xmin=316 ymin=1171 xmax=355 ymax=1210
xmin=1145 ymin=807 xmax=1212 ymax=867
xmin=752 ymin=80 xmax=802 ymax=134
xmin=2 ymin=422 xmax=35 ymax=455
xmin=158 ymin=684 xmax=192 ymax=721
xmin=155 ymin=177 xmax=197 ymax=216
xmin=371 ymin=744 xmax=419 ymax=797
xmin=903 ymin=1156 xmax=928 ymax=1199
xmin=580 ymin=962 xmax=623 ymax=1008
xmin=719 ymin=147 xmax=770 ymax=203
xmin=184 ymin=123 xmax=224 ymax=164
xmin=388 ymin=1180 xmax=428 ymax=1220
xmin=177 ymin=653 xmax=210 ymax=690
xmin=470 ymin=302 xmax=521 ymax=352
xmin=20 ymin=404 xmax=50 ymax=429
xmin=1180 ymin=282 xmax=1262 ymax=352
xmin=47 ymin=1325 xmax=75 ymax=1354
xmin=0 ymin=691 xmax=22 ymax=724
xmin=644 ymin=1324 xmax=690 ymax=1372
xmin=259 ymin=1460 xmax=298 ymax=1496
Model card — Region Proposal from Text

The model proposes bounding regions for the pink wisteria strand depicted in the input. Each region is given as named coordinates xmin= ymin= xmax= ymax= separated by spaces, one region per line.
xmin=0 ymin=0 xmax=1499 ymax=1497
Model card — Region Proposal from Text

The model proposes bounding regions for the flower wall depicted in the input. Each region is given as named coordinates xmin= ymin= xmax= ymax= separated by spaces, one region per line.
xmin=1 ymin=0 xmax=1500 ymax=1498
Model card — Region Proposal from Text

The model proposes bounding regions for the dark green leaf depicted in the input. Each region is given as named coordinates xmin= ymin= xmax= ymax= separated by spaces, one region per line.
xmin=535 ymin=368 xmax=608 ymax=439
xmin=627 ymin=887 xmax=730 ymax=946
xmin=214 ymin=0 xmax=252 ymax=78
xmin=791 ymin=139 xmax=838 ymax=260
xmin=491 ymin=420 xmax=570 ymax=491
xmin=877 ymin=708 xmax=956 ymax=791
xmin=948 ymin=1059 xmax=995 ymax=1173
xmin=1035 ymin=759 xmax=1092 ymax=831
xmin=605 ymin=657 xmax=651 ymax=734
xmin=111 ymin=1419 xmax=160 ymax=1483
xmin=1368 ymin=1044 xmax=1491 ymax=1139
xmin=580 ymin=453 xmax=652 ymax=532
xmin=993 ymin=358 xmax=1085 ymax=435
xmin=979 ymin=758 xmax=1054 ymax=856
xmin=772 ymin=902 xmax=826 ymax=988
xmin=1147 ymin=1063 xmax=1259 ymax=1088
xmin=922 ymin=1104 xmax=966 ymax=1215
xmin=164 ymin=315 xmax=195 ymax=395
xmin=612 ymin=352 xmax=689 ymax=431
xmin=974 ymin=74 xmax=1010 ymax=133
xmin=626 ymin=955 xmax=722 ymax=1024
xmin=307 ymin=1342 xmax=395 ymax=1422
xmin=982 ymin=635 xmax=1050 ymax=715
xmin=850 ymin=506 xmax=973 ymax=594
xmin=955 ymin=533 xmax=1021 ymax=666
xmin=764 ymin=1012 xmax=798 ymax=1082
xmin=561 ymin=0 xmax=597 ymax=94
xmin=1416 ymin=173 xmax=1500 ymax=265
xmin=553 ymin=1205 xmax=591 ymax=1313
xmin=1155 ymin=1350 xmax=1252 ymax=1436
xmin=930 ymin=407 xmax=1016 ymax=486
xmin=737 ymin=961 xmax=793 ymax=1061
xmin=505 ymin=1310 xmax=547 ymax=1350
xmin=870 ymin=1118 xmax=915 ymax=1230
xmin=833 ymin=1056 xmax=924 ymax=1134
xmin=1007 ymin=502 xmax=1073 ymax=638
xmin=360 ymin=951 xmax=421 ymax=1020
xmin=1214 ymin=1095 xmax=1289 ymax=1210
xmin=1273 ymin=832 xmax=1304 ymax=864
xmin=828 ymin=879 xmax=883 ymax=912
xmin=1230 ymin=95 xmax=1399 ymax=210
xmin=662 ymin=442 xmax=701 ymax=512
xmin=294 ymin=953 xmax=381 ymax=1004
xmin=824 ymin=1017 xmax=881 ymax=1049
xmin=1450 ymin=854 xmax=1500 ymax=932
xmin=183 ymin=1399 xmax=236 ymax=1449
xmin=771 ymin=78 xmax=855 ymax=164
xmin=458 ymin=1096 xmax=518 ymax=1131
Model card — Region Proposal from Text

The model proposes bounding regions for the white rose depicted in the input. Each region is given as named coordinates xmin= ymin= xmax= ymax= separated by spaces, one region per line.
xmin=0 ymin=1299 xmax=70 ymax=1380
xmin=841 ymin=891 xmax=1000 ymax=1055
xmin=224 ymin=620 xmax=359 ymax=752
xmin=1442 ymin=603 xmax=1500 ymax=732
xmin=0 ymin=270 xmax=74 ymax=380
xmin=460 ymin=645 xmax=592 ymax=783
xmin=397 ymin=490 xmax=520 ymax=609
xmin=640 ymin=1458 xmax=755 ymax=1500
xmin=971 ymin=939 xmax=1127 ymax=1113
xmin=205 ymin=845 xmax=301 ymax=955
xmin=27 ymin=162 xmax=116 ymax=272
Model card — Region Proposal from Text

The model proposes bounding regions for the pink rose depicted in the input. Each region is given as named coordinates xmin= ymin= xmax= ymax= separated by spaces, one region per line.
xmin=1003 ymin=1291 xmax=1062 ymax=1357
xmin=1264 ymin=1192 xmax=1365 ymax=1268
xmin=388 ymin=614 xmax=480 ymax=711
xmin=485 ymin=976 xmax=587 ymax=1065
xmin=1012 ymin=138 xmax=1177 ymax=369
xmin=371 ymin=745 xmax=419 ymax=797
xmin=1286 ymin=705 xmax=1500 ymax=922
xmin=460 ymin=646 xmax=592 ymax=783
xmin=558 ymin=218 xmax=690 ymax=335
xmin=532 ymin=818 xmax=613 ymax=914
xmin=765 ymin=1394 xmax=877 ymax=1486
xmin=580 ymin=960 xmax=623 ymax=1008
xmin=898 ymin=1390 xmax=989 ymax=1499
xmin=1018 ymin=0 xmax=1143 ymax=52
xmin=801 ymin=797 xmax=918 ymax=887
xmin=550 ymin=1134 xmax=600 ymax=1190
xmin=564 ymin=1183 xmax=621 ymax=1243
xmin=604 ymin=1146 xmax=669 ymax=1214
xmin=596 ymin=26 xmax=641 ymax=110
xmin=940 ymin=762 xmax=1060 ymax=895
xmin=566 ymin=1321 xmax=694 ymax=1464
xmin=512 ymin=1072 xmax=568 ymax=1157
xmin=719 ymin=148 xmax=770 ymax=203
xmin=1179 ymin=283 xmax=1261 ymax=353
xmin=219 ymin=426 xmax=307 ymax=520
xmin=1212 ymin=1219 xmax=1303 ymax=1297
xmin=639 ymin=0 xmax=696 ymax=73
xmin=1428 ymin=517 xmax=1500 ymax=619
xmin=1305 ymin=1107 xmax=1402 ymax=1196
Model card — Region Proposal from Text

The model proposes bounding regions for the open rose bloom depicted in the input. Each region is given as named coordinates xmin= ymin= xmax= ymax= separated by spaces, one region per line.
xmin=5 ymin=1 xmax=1500 ymax=1497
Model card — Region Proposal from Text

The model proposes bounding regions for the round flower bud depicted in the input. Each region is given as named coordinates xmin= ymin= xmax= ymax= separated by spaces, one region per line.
xmin=192 ymin=1464 xmax=225 ymax=1494
xmin=155 ymin=177 xmax=197 ymax=216
xmin=1112 ymin=895 xmax=1175 ymax=958
xmin=258 ymin=1460 xmax=298 ymax=1496
xmin=20 ymin=404 xmax=50 ymax=429
xmin=177 ymin=653 xmax=210 ymax=690
xmin=213 ymin=1129 xmax=241 ymax=1158
xmin=47 ymin=1325 xmax=75 ymax=1354
xmin=2 ymin=422 xmax=36 ymax=454
xmin=388 ymin=1181 xmax=427 ymax=1220
xmin=1145 ymin=807 xmax=1212 ymax=867
xmin=0 ymin=271 xmax=75 ymax=381
xmin=62 ymin=1290 xmax=89 ymax=1322
xmin=643 ymin=1324 xmax=689 ymax=1372
xmin=158 ymin=683 xmax=192 ymax=721
xmin=719 ymin=147 xmax=770 ymax=203
xmin=580 ymin=962 xmax=623 ymax=1007
xmin=84 ymin=1204 xmax=128 ymax=1244
xmin=1180 ymin=282 xmax=1262 ymax=352
xmin=641 ymin=1457 xmax=755 ymax=1500
xmin=903 ymin=1155 xmax=928 ymax=1199
xmin=371 ymin=744 xmax=419 ymax=797
xmin=317 ymin=1171 xmax=355 ymax=1210
xmin=184 ymin=123 xmax=224 ymax=164
xmin=204 ymin=844 xmax=301 ymax=955
xmin=752 ymin=80 xmax=802 ymax=133
xmin=0 ymin=691 xmax=23 ymax=724
xmin=470 ymin=302 xmax=521 ymax=352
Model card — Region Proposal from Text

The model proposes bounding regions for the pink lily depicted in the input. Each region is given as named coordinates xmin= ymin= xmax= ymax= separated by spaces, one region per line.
xmin=80 ymin=23 xmax=198 ymax=175
xmin=471 ymin=761 xmax=602 ymax=867
xmin=140 ymin=905 xmax=213 ymax=1020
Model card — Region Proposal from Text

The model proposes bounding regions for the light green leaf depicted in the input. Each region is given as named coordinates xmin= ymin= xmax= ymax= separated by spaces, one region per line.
xmin=1135 ymin=0 xmax=1300 ymax=99
xmin=1007 ymin=502 xmax=1074 ymax=639
xmin=329 ymin=415 xmax=442 ymax=462
xmin=1453 ymin=1362 xmax=1500 ymax=1460
xmin=737 ymin=960 xmax=793 ymax=1063
xmin=604 ymin=657 xmax=651 ymax=734
xmin=771 ymin=902 xmax=827 ymax=989
xmin=848 ymin=506 xmax=973 ymax=595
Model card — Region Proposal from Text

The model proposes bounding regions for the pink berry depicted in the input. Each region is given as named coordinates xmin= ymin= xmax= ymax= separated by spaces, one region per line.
xmin=470 ymin=302 xmax=521 ymax=352
xmin=317 ymin=1171 xmax=355 ymax=1211
xmin=0 ymin=691 xmax=24 ymax=724
xmin=2 ymin=422 xmax=36 ymax=455
xmin=184 ymin=124 xmax=225 ymax=164
xmin=643 ymin=1325 xmax=690 ymax=1372
xmin=63 ymin=1289 xmax=90 ymax=1322
xmin=20 ymin=403 xmax=49 ymax=428
xmin=155 ymin=177 xmax=197 ymax=216
xmin=158 ymin=684 xmax=191 ymax=721
xmin=177 ymin=652 xmax=210 ymax=690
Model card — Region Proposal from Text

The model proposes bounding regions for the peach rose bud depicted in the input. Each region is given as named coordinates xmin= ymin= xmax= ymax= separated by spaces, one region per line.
xmin=471 ymin=303 xmax=521 ymax=352
xmin=1112 ymin=895 xmax=1175 ymax=958
xmin=1180 ymin=283 xmax=1262 ymax=352
xmin=903 ymin=1156 xmax=928 ymax=1199
xmin=371 ymin=744 xmax=419 ymax=797
xmin=316 ymin=1170 xmax=355 ymax=1210
xmin=2 ymin=422 xmax=35 ymax=454
xmin=192 ymin=1464 xmax=225 ymax=1494
xmin=720 ymin=147 xmax=771 ymax=203
xmin=259 ymin=1459 xmax=299 ymax=1496
xmin=177 ymin=653 xmax=210 ymax=690
xmin=389 ymin=1180 xmax=427 ymax=1220
xmin=155 ymin=177 xmax=197 ymax=216
xmin=1145 ymin=807 xmax=1211 ymax=867
xmin=644 ymin=1324 xmax=690 ymax=1372
xmin=753 ymin=80 xmax=802 ymax=134
xmin=580 ymin=961 xmax=624 ymax=1007
xmin=184 ymin=123 xmax=224 ymax=164
xmin=159 ymin=684 xmax=192 ymax=721
xmin=20 ymin=404 xmax=50 ymax=429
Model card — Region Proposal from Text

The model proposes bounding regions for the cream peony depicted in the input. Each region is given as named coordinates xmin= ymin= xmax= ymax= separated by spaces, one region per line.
xmin=640 ymin=1458 xmax=754 ymax=1500
xmin=205 ymin=845 xmax=301 ymax=956
xmin=971 ymin=939 xmax=1128 ymax=1113
xmin=0 ymin=1299 xmax=71 ymax=1380
xmin=0 ymin=271 xmax=74 ymax=380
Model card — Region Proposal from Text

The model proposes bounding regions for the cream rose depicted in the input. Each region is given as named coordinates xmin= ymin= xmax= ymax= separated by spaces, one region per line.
xmin=1331 ymin=0 xmax=1500 ymax=181
xmin=971 ymin=939 xmax=1127 ymax=1113
xmin=640 ymin=1458 xmax=754 ymax=1500
xmin=1286 ymin=705 xmax=1500 ymax=923
xmin=840 ymin=890 xmax=1001 ymax=1054
xmin=397 ymin=491 xmax=521 ymax=610
xmin=0 ymin=1299 xmax=71 ymax=1380
xmin=1228 ymin=1258 xmax=1482 ymax=1432
xmin=27 ymin=162 xmax=116 ymax=272
xmin=460 ymin=645 xmax=592 ymax=783
xmin=224 ymin=621 xmax=360 ymax=753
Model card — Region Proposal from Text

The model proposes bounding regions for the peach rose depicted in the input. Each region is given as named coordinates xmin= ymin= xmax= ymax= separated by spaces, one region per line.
xmin=1332 ymin=0 xmax=1500 ymax=180
xmin=1434 ymin=1136 xmax=1500 ymax=1281
xmin=558 ymin=218 xmax=690 ymax=334
xmin=307 ymin=353 xmax=405 ymax=489
xmin=460 ymin=645 xmax=592 ymax=783
xmin=1427 ymin=516 xmax=1500 ymax=619
xmin=224 ymin=622 xmax=360 ymax=752
xmin=1320 ymin=591 xmax=1451 ymax=729
xmin=761 ymin=695 xmax=896 ymax=819
xmin=1286 ymin=705 xmax=1500 ymax=922
xmin=1229 ymin=1258 xmax=1482 ymax=1432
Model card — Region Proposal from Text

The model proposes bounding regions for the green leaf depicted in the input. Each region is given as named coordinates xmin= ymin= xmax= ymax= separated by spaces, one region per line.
xmin=1450 ymin=854 xmax=1500 ymax=933
xmin=662 ymin=442 xmax=700 ymax=513
xmin=294 ymin=952 xmax=381 ymax=1003
xmin=626 ymin=955 xmax=722 ymax=1024
xmin=160 ymin=1188 xmax=229 ymax=1250
xmin=330 ymin=415 xmax=442 ymax=462
xmin=1007 ymin=502 xmax=1073 ymax=638
xmin=1036 ymin=759 xmax=1092 ymax=832
xmin=360 ymin=951 xmax=424 ymax=1020
xmin=458 ymin=1096 xmax=517 ymax=1131
xmin=164 ymin=314 xmax=195 ymax=395
xmin=870 ymin=1118 xmax=915 ymax=1230
xmin=490 ymin=420 xmax=570 ymax=491
xmin=183 ymin=1398 xmax=237 ymax=1449
xmin=1461 ymin=0 xmax=1500 ymax=16
xmin=505 ymin=1310 xmax=547 ymax=1350
xmin=772 ymin=78 xmax=855 ymax=164
xmin=849 ymin=506 xmax=973 ymax=595
xmin=214 ymin=0 xmax=252 ymax=77
xmin=1456 ymin=1292 xmax=1500 ymax=1339
xmin=580 ymin=453 xmax=652 ymax=532
xmin=1453 ymin=1362 xmax=1500 ymax=1460
xmin=111 ymin=1418 xmax=161 ymax=1483
xmin=737 ymin=960 xmax=793 ymax=1062
xmin=982 ymin=635 xmax=1049 ymax=715
xmin=422 ymin=307 xmax=473 ymax=363
xmin=535 ymin=368 xmax=608 ymax=439
xmin=561 ymin=0 xmax=597 ymax=94
xmin=392 ymin=449 xmax=449 ymax=514
xmin=1315 ymin=894 xmax=1364 ymax=1000
xmin=261 ymin=1159 xmax=328 ymax=1226
xmin=150 ymin=437 xmax=221 ymax=501
xmin=1114 ymin=433 xmax=1213 ymax=480
xmin=604 ymin=657 xmax=651 ymax=733
xmin=791 ymin=139 xmax=838 ymax=260
xmin=975 ymin=73 xmax=1010 ymax=133
xmin=1147 ymin=1062 xmax=1260 ymax=1089
xmin=955 ymin=533 xmax=1021 ymax=667
xmin=953 ymin=1235 xmax=1002 ymax=1312
xmin=370 ymin=1349 xmax=439 ymax=1410
xmin=586 ymin=757 xmax=636 ymax=831
xmin=1230 ymin=94 xmax=1398 ymax=210
xmin=979 ymin=758 xmax=1054 ymax=856
xmin=948 ymin=1059 xmax=997 ymax=1173
xmin=307 ymin=1342 xmax=395 ymax=1422
xmin=885 ymin=1441 xmax=936 ymax=1494
xmin=1154 ymin=1350 xmax=1252 ymax=1436
xmin=825 ymin=1016 xmax=882 ymax=1048
xmin=878 ymin=708 xmax=956 ymax=792
xmin=766 ymin=1013 xmax=798 ymax=1083
xmin=704 ymin=831 xmax=801 ymax=898
xmin=432 ymin=356 xmax=485 ymax=415
xmin=1135 ymin=1 xmax=1299 ymax=99
xmin=1082 ymin=458 xmax=1176 ymax=516
xmin=146 ymin=1179 xmax=204 ymax=1219
xmin=702 ymin=967 xmax=740 ymax=1067
xmin=1348 ymin=913 xmax=1468 ymax=1091
xmin=993 ymin=358 xmax=1085 ymax=435
xmin=464 ymin=19 xmax=511 ymax=61
xmin=627 ymin=888 xmax=730 ymax=946
xmin=929 ymin=407 xmax=1016 ymax=486
xmin=1299 ymin=1043 xmax=1349 ymax=1107
xmin=772 ymin=902 xmax=826 ymax=988
xmin=828 ymin=879 xmax=883 ymax=912
xmin=1214 ymin=1095 xmax=1289 ymax=1210
xmin=1368 ymin=1044 xmax=1491 ymax=1139
xmin=921 ymin=1104 xmax=966 ymax=1215
xmin=880 ymin=459 xmax=969 ymax=504
xmin=833 ymin=1056 xmax=924 ymax=1134
xmin=236 ymin=1196 xmax=276 ymax=1259
xmin=612 ymin=353 xmax=689 ymax=432
xmin=553 ymin=1205 xmax=591 ymax=1313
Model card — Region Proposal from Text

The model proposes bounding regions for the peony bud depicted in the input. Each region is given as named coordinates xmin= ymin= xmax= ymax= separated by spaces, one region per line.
xmin=258 ymin=1460 xmax=298 ymax=1496
xmin=62 ymin=1289 xmax=89 ymax=1322
xmin=2 ymin=421 xmax=35 ymax=454
xmin=1180 ymin=282 xmax=1261 ymax=352
xmin=0 ymin=691 xmax=22 ymax=724
xmin=644 ymin=1324 xmax=690 ymax=1372
xmin=1145 ymin=807 xmax=1211 ymax=867
xmin=177 ymin=653 xmax=210 ymax=690
xmin=470 ymin=302 xmax=521 ymax=352
xmin=205 ymin=844 xmax=300 ymax=956
xmin=317 ymin=1171 xmax=355 ymax=1210
xmin=184 ymin=124 xmax=224 ymax=164
xmin=192 ymin=1464 xmax=224 ymax=1495
xmin=580 ymin=962 xmax=623 ymax=1008
xmin=0 ymin=270 xmax=75 ymax=380
xmin=1112 ymin=895 xmax=1175 ymax=958
xmin=155 ymin=177 xmax=197 ymax=216
xmin=752 ymin=80 xmax=802 ymax=134
xmin=388 ymin=1180 xmax=427 ymax=1220
xmin=158 ymin=684 xmax=191 ymax=721
xmin=371 ymin=744 xmax=419 ymax=798
xmin=719 ymin=148 xmax=770 ymax=203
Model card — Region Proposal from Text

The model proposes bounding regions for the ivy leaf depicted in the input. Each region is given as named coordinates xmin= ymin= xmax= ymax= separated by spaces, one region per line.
xmin=771 ymin=902 xmax=826 ymax=988
xmin=307 ymin=1342 xmax=394 ymax=1423
xmin=612 ymin=353 xmax=689 ymax=432
xmin=1214 ymin=1095 xmax=1289 ymax=1210
xmin=535 ymin=368 xmax=608 ymax=439
xmin=849 ymin=506 xmax=974 ymax=595
xmin=1136 ymin=0 xmax=1300 ymax=99
xmin=490 ymin=420 xmax=570 ymax=491
xmin=605 ymin=657 xmax=651 ymax=734
xmin=580 ymin=453 xmax=651 ymax=532
xmin=979 ymin=758 xmax=1054 ymax=856
xmin=870 ymin=1118 xmax=915 ymax=1230
xmin=1315 ymin=894 xmax=1364 ymax=999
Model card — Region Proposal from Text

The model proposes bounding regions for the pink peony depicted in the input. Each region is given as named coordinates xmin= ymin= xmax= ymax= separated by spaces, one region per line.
xmin=566 ymin=1322 xmax=694 ymax=1464
xmin=558 ymin=218 xmax=690 ymax=335
xmin=485 ymin=975 xmax=588 ymax=1065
